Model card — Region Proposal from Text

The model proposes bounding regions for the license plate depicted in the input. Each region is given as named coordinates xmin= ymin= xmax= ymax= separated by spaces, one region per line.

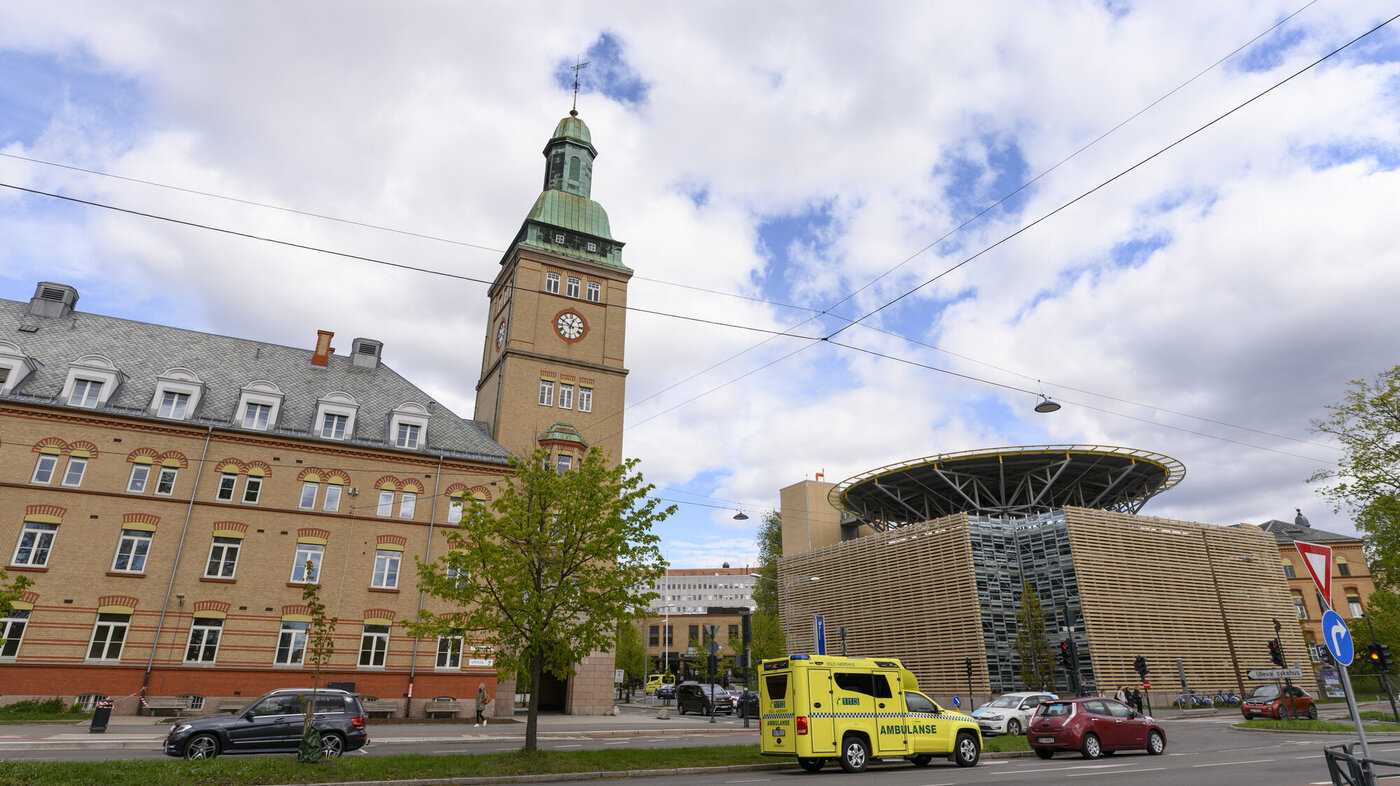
xmin=1249 ymin=708 xmax=1260 ymax=713
xmin=772 ymin=728 xmax=786 ymax=737
xmin=1037 ymin=737 xmax=1054 ymax=744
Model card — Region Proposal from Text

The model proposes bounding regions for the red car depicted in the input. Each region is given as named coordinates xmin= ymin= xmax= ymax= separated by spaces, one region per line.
xmin=1027 ymin=697 xmax=1166 ymax=759
xmin=1241 ymin=684 xmax=1316 ymax=720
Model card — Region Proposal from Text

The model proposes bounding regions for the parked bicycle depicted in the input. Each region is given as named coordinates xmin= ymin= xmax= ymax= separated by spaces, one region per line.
xmin=1173 ymin=691 xmax=1214 ymax=709
xmin=1212 ymin=688 xmax=1240 ymax=707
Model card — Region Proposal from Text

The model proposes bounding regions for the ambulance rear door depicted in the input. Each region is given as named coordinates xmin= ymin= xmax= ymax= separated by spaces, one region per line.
xmin=805 ymin=667 xmax=837 ymax=754
xmin=759 ymin=664 xmax=793 ymax=755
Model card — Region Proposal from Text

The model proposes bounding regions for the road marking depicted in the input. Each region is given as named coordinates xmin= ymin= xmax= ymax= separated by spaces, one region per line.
xmin=603 ymin=741 xmax=630 ymax=745
xmin=1067 ymin=767 xmax=1166 ymax=777
xmin=554 ymin=744 xmax=583 ymax=748
xmin=1192 ymin=758 xmax=1273 ymax=767
xmin=724 ymin=780 xmax=772 ymax=783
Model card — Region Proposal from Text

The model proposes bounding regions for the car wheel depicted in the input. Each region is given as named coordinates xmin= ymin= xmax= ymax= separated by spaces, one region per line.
xmin=1278 ymin=705 xmax=1292 ymax=720
xmin=1081 ymin=732 xmax=1102 ymax=759
xmin=1007 ymin=718 xmax=1022 ymax=736
xmin=1147 ymin=729 xmax=1165 ymax=755
xmin=184 ymin=733 xmax=219 ymax=760
xmin=321 ymin=732 xmax=345 ymax=758
xmin=678 ymin=703 xmax=686 ymax=715
xmin=798 ymin=757 xmax=825 ymax=772
xmin=1307 ymin=705 xmax=1318 ymax=720
xmin=910 ymin=753 xmax=933 ymax=767
xmin=1035 ymin=748 xmax=1054 ymax=760
xmin=953 ymin=732 xmax=980 ymax=767
xmin=839 ymin=735 xmax=870 ymax=773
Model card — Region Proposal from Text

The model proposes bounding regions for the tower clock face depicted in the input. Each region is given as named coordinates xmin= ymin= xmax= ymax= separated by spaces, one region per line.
xmin=556 ymin=311 xmax=585 ymax=341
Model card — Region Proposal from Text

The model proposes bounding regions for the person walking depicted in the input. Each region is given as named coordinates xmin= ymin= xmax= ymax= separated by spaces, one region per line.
xmin=1129 ymin=688 xmax=1143 ymax=713
xmin=475 ymin=682 xmax=488 ymax=727
xmin=1115 ymin=686 xmax=1128 ymax=704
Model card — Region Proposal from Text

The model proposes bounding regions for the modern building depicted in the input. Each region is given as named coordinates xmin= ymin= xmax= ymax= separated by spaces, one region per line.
xmin=636 ymin=567 xmax=757 ymax=678
xmin=0 ymin=282 xmax=513 ymax=716
xmin=1261 ymin=511 xmax=1378 ymax=659
xmin=776 ymin=445 xmax=1309 ymax=705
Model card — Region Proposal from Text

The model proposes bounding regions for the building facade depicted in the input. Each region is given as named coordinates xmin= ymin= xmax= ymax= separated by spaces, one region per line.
xmin=635 ymin=567 xmax=757 ymax=680
xmin=1262 ymin=512 xmax=1378 ymax=659
xmin=0 ymin=283 xmax=513 ymax=716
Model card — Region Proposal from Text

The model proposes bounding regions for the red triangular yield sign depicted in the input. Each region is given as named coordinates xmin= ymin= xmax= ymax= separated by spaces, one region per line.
xmin=1295 ymin=541 xmax=1332 ymax=609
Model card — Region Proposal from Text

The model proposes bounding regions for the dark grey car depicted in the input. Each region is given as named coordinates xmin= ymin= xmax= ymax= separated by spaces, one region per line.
xmin=163 ymin=688 xmax=368 ymax=759
xmin=677 ymin=683 xmax=734 ymax=715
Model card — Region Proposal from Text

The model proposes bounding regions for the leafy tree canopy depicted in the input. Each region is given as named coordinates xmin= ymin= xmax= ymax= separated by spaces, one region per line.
xmin=750 ymin=510 xmax=785 ymax=663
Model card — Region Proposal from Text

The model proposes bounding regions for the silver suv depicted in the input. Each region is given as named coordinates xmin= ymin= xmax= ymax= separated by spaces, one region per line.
xmin=163 ymin=688 xmax=368 ymax=759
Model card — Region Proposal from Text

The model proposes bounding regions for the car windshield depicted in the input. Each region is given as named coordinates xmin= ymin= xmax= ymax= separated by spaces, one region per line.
xmin=1040 ymin=701 xmax=1073 ymax=717
xmin=1248 ymin=685 xmax=1281 ymax=700
xmin=987 ymin=696 xmax=1021 ymax=708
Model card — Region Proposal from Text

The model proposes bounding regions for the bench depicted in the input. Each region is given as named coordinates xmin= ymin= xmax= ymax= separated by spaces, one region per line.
xmin=361 ymin=698 xmax=402 ymax=718
xmin=215 ymin=698 xmax=246 ymax=714
xmin=144 ymin=697 xmax=189 ymax=716
xmin=424 ymin=699 xmax=466 ymax=718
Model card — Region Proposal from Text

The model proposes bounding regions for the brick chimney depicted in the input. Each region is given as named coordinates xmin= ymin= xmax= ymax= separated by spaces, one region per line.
xmin=311 ymin=330 xmax=336 ymax=367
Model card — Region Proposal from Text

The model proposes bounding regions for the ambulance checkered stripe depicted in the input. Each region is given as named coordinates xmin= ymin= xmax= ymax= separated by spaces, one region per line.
xmin=763 ymin=711 xmax=965 ymax=722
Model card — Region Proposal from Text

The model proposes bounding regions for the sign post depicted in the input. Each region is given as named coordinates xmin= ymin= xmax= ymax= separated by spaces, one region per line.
xmin=814 ymin=616 xmax=826 ymax=656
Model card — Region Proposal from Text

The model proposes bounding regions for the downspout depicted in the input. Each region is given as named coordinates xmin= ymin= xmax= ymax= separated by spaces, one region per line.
xmin=407 ymin=453 xmax=445 ymax=702
xmin=142 ymin=425 xmax=213 ymax=703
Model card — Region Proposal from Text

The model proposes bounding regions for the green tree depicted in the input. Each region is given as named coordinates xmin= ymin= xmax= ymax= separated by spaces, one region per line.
xmin=750 ymin=510 xmax=785 ymax=663
xmin=407 ymin=448 xmax=670 ymax=752
xmin=614 ymin=620 xmax=647 ymax=688
xmin=1013 ymin=582 xmax=1056 ymax=692
xmin=297 ymin=563 xmax=337 ymax=763
xmin=1 ymin=571 xmax=34 ymax=651
xmin=1310 ymin=365 xmax=1400 ymax=583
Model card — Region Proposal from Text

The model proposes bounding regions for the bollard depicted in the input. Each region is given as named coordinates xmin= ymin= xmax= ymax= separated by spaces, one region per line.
xmin=90 ymin=698 xmax=113 ymax=733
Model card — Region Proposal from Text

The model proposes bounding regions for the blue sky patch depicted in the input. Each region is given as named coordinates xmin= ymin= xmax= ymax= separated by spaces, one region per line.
xmin=1233 ymin=26 xmax=1305 ymax=74
xmin=556 ymin=32 xmax=649 ymax=107
xmin=755 ymin=202 xmax=838 ymax=297
xmin=1108 ymin=233 xmax=1168 ymax=270
xmin=0 ymin=48 xmax=147 ymax=148
xmin=1302 ymin=141 xmax=1400 ymax=171
xmin=935 ymin=135 xmax=1031 ymax=226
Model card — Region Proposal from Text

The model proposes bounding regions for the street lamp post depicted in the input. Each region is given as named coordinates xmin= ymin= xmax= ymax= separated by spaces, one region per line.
xmin=752 ymin=574 xmax=820 ymax=654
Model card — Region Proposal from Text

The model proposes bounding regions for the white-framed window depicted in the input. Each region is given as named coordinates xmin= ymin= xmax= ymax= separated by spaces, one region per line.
xmin=1292 ymin=594 xmax=1307 ymax=620
xmin=557 ymin=454 xmax=572 ymax=472
xmin=396 ymin=423 xmax=420 ymax=449
xmin=578 ymin=386 xmax=593 ymax=413
xmin=1348 ymin=593 xmax=1364 ymax=618
xmin=447 ymin=496 xmax=464 ymax=525
xmin=275 ymin=621 xmax=309 ymax=665
xmin=31 ymin=454 xmax=58 ymax=484
xmin=359 ymin=625 xmax=390 ymax=667
xmin=69 ymin=378 xmax=103 ymax=407
xmin=242 ymin=476 xmax=263 ymax=504
xmin=323 ymin=484 xmax=342 ymax=512
xmin=436 ymin=635 xmax=463 ymax=669
xmin=158 ymin=391 xmax=190 ymax=419
xmin=291 ymin=543 xmax=324 ymax=583
xmin=321 ymin=413 xmax=348 ymax=439
xmin=377 ymin=489 xmax=395 ymax=517
xmin=372 ymin=549 xmax=401 ymax=589
xmin=586 ymin=281 xmax=600 ymax=302
xmin=558 ymin=384 xmax=574 ymax=410
xmin=389 ymin=402 xmax=429 ymax=451
xmin=299 ymin=482 xmax=319 ymax=509
xmin=566 ymin=276 xmax=581 ymax=298
xmin=215 ymin=472 xmax=238 ymax=501
xmin=88 ymin=613 xmax=130 ymax=661
xmin=539 ymin=379 xmax=554 ymax=407
xmin=12 ymin=522 xmax=57 ymax=567
xmin=586 ymin=240 xmax=597 ymax=252
xmin=1 ymin=610 xmax=29 ymax=658
xmin=545 ymin=272 xmax=560 ymax=294
xmin=243 ymin=402 xmax=271 ymax=429
xmin=154 ymin=466 xmax=178 ymax=496
xmin=111 ymin=529 xmax=153 ymax=573
xmin=0 ymin=341 xmax=37 ymax=394
xmin=61 ymin=456 xmax=88 ymax=487
xmin=128 ymin=464 xmax=151 ymax=493
xmin=399 ymin=492 xmax=417 ymax=519
xmin=205 ymin=537 xmax=241 ymax=579
xmin=185 ymin=619 xmax=222 ymax=663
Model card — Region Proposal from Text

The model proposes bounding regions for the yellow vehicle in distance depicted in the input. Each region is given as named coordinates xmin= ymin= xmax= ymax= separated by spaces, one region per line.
xmin=645 ymin=673 xmax=676 ymax=694
xmin=758 ymin=654 xmax=981 ymax=773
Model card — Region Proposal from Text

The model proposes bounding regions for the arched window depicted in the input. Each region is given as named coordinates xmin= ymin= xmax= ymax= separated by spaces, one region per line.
xmin=568 ymin=156 xmax=581 ymax=182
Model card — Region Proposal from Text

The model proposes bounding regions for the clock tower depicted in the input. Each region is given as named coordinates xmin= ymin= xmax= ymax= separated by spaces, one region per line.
xmin=472 ymin=112 xmax=630 ymax=714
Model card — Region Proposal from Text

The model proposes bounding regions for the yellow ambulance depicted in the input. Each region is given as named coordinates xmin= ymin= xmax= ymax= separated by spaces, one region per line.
xmin=645 ymin=673 xmax=675 ymax=694
xmin=758 ymin=654 xmax=981 ymax=773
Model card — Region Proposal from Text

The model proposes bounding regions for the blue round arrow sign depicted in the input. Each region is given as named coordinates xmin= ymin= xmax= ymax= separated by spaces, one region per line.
xmin=1322 ymin=609 xmax=1353 ymax=666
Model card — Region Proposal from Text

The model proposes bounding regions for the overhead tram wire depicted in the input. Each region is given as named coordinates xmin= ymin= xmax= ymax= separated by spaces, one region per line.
xmin=0 ymin=181 xmax=822 ymax=343
xmin=828 ymin=9 xmax=1400 ymax=340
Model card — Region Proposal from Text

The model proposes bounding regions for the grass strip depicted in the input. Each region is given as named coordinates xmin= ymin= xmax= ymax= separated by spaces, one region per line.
xmin=1237 ymin=718 xmax=1400 ymax=733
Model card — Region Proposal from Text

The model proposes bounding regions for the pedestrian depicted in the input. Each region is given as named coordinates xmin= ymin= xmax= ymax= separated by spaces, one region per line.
xmin=475 ymin=682 xmax=488 ymax=727
xmin=1130 ymin=688 xmax=1143 ymax=713
xmin=1115 ymin=685 xmax=1128 ymax=704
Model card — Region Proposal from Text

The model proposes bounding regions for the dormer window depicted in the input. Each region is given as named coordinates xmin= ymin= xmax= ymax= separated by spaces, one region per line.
xmin=235 ymin=381 xmax=284 ymax=432
xmin=313 ymin=392 xmax=358 ymax=442
xmin=389 ymin=402 xmax=430 ymax=451
xmin=70 ymin=379 xmax=103 ymax=407
xmin=0 ymin=341 xmax=37 ymax=394
xmin=150 ymin=368 xmax=205 ymax=421
xmin=60 ymin=355 xmax=121 ymax=409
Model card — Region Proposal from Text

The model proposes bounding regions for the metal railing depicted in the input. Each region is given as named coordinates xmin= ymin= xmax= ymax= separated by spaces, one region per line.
xmin=1324 ymin=739 xmax=1400 ymax=786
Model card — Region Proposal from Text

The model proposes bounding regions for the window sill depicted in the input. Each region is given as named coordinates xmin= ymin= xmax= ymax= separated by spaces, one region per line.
xmin=5 ymin=565 xmax=48 ymax=573
xmin=368 ymin=587 xmax=400 ymax=594
xmin=200 ymin=577 xmax=237 ymax=584
xmin=286 ymin=582 xmax=317 ymax=588
xmin=106 ymin=571 xmax=146 ymax=578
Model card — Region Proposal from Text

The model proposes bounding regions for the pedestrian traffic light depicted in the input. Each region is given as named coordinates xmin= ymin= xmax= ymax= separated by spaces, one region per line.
xmin=1268 ymin=638 xmax=1284 ymax=667
xmin=1133 ymin=655 xmax=1148 ymax=679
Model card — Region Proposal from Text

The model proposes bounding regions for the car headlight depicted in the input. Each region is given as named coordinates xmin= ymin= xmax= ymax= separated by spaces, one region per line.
xmin=982 ymin=714 xmax=1002 ymax=721
xmin=172 ymin=724 xmax=192 ymax=734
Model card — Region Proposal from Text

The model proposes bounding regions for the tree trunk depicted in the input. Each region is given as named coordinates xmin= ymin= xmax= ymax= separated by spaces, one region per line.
xmin=525 ymin=652 xmax=544 ymax=752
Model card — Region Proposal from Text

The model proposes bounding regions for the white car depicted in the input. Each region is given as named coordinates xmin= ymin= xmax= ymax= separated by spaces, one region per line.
xmin=971 ymin=691 xmax=1056 ymax=736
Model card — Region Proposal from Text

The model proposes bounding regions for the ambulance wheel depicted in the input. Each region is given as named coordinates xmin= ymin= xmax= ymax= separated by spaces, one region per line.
xmin=798 ymin=757 xmax=824 ymax=772
xmin=910 ymin=754 xmax=933 ymax=767
xmin=953 ymin=731 xmax=980 ymax=767
xmin=839 ymin=736 xmax=870 ymax=773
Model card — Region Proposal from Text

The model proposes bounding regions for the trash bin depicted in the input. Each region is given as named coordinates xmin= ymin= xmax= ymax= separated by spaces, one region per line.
xmin=90 ymin=697 xmax=113 ymax=734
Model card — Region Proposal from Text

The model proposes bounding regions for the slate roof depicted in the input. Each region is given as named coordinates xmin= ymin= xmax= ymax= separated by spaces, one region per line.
xmin=1257 ymin=518 xmax=1359 ymax=545
xmin=0 ymin=287 xmax=513 ymax=466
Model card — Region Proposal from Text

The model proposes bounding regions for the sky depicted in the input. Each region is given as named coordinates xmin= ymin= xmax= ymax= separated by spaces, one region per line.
xmin=2 ymin=2 xmax=1398 ymax=569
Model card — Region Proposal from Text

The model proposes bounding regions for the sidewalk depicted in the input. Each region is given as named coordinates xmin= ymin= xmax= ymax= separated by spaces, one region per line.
xmin=0 ymin=705 xmax=756 ymax=752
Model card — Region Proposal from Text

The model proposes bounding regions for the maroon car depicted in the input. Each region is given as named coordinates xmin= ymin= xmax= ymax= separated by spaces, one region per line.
xmin=1027 ymin=697 xmax=1166 ymax=759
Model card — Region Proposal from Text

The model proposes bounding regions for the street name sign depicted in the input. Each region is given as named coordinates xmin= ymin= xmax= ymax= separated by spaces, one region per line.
xmin=1295 ymin=540 xmax=1333 ymax=608
xmin=1247 ymin=668 xmax=1304 ymax=679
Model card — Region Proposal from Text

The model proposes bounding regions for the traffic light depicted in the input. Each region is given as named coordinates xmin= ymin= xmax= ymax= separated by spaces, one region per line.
xmin=1381 ymin=643 xmax=1392 ymax=671
xmin=1370 ymin=642 xmax=1392 ymax=671
xmin=1268 ymin=638 xmax=1284 ymax=667
xmin=1133 ymin=655 xmax=1148 ymax=679
xmin=1059 ymin=639 xmax=1073 ymax=669
xmin=965 ymin=657 xmax=973 ymax=679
